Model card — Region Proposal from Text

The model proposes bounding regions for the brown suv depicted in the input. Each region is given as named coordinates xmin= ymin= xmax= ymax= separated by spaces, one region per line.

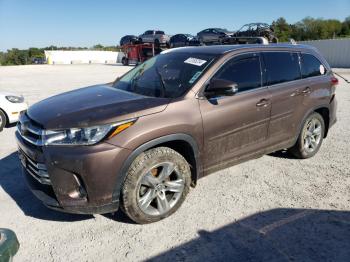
xmin=16 ymin=44 xmax=338 ymax=224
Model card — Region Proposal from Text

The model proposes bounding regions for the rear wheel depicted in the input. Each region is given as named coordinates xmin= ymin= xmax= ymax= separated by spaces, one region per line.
xmin=0 ymin=110 xmax=7 ymax=132
xmin=289 ymin=112 xmax=325 ymax=159
xmin=121 ymin=147 xmax=191 ymax=224
xmin=121 ymin=57 xmax=129 ymax=66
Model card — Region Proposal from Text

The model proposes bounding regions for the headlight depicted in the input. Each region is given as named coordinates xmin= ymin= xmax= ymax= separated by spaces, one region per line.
xmin=42 ymin=119 xmax=136 ymax=146
xmin=6 ymin=95 xmax=24 ymax=103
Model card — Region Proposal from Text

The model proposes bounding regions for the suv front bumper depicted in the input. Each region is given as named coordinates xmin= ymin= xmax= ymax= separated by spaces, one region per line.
xmin=16 ymin=131 xmax=131 ymax=214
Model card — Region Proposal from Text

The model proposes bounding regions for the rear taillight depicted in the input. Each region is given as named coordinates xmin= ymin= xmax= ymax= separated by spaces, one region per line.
xmin=331 ymin=76 xmax=339 ymax=86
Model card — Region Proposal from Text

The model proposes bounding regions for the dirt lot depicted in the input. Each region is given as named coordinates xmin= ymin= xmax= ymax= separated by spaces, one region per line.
xmin=0 ymin=65 xmax=349 ymax=261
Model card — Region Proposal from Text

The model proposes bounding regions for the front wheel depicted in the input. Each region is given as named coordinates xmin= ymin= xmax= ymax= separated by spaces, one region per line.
xmin=289 ymin=112 xmax=325 ymax=159
xmin=121 ymin=147 xmax=191 ymax=224
xmin=0 ymin=110 xmax=7 ymax=132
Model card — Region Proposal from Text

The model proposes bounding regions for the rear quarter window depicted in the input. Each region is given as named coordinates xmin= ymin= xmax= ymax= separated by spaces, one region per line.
xmin=263 ymin=52 xmax=301 ymax=85
xmin=300 ymin=53 xmax=327 ymax=78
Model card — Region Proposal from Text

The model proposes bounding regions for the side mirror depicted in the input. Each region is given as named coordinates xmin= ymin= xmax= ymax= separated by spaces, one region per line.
xmin=205 ymin=78 xmax=238 ymax=97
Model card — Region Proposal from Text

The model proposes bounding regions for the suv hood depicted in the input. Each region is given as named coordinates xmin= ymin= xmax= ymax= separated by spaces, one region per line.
xmin=27 ymin=85 xmax=170 ymax=129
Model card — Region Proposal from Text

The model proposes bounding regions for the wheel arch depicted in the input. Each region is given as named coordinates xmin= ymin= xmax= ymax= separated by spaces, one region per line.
xmin=295 ymin=105 xmax=331 ymax=144
xmin=112 ymin=133 xmax=201 ymax=202
xmin=314 ymin=107 xmax=330 ymax=138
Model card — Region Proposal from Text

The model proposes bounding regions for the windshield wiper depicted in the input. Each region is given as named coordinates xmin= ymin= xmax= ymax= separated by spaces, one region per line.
xmin=155 ymin=67 xmax=166 ymax=97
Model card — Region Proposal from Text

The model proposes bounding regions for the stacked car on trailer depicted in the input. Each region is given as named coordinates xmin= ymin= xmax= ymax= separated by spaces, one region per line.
xmin=119 ymin=23 xmax=278 ymax=65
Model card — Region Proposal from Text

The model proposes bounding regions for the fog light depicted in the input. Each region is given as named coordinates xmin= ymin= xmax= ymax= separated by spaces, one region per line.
xmin=68 ymin=174 xmax=87 ymax=199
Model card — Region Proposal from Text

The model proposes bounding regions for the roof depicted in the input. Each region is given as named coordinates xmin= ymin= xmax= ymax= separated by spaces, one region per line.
xmin=166 ymin=44 xmax=318 ymax=55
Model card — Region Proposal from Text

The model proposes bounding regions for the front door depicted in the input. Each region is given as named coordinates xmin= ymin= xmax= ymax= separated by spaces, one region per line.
xmin=199 ymin=53 xmax=271 ymax=172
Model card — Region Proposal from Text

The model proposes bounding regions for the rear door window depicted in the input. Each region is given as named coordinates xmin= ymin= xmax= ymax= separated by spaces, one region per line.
xmin=214 ymin=53 xmax=262 ymax=93
xmin=156 ymin=31 xmax=164 ymax=34
xmin=300 ymin=53 xmax=326 ymax=78
xmin=263 ymin=52 xmax=301 ymax=85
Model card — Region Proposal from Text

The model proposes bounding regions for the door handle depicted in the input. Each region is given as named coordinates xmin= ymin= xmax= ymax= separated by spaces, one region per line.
xmin=302 ymin=87 xmax=311 ymax=94
xmin=256 ymin=99 xmax=269 ymax=107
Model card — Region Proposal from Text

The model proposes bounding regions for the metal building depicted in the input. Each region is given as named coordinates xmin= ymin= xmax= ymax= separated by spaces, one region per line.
xmin=298 ymin=38 xmax=350 ymax=68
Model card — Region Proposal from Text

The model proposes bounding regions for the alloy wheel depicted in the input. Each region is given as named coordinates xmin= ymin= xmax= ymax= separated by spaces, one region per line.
xmin=137 ymin=162 xmax=185 ymax=216
xmin=303 ymin=118 xmax=322 ymax=153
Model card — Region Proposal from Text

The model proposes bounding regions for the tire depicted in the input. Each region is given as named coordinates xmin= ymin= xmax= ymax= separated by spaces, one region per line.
xmin=0 ymin=110 xmax=7 ymax=132
xmin=121 ymin=147 xmax=191 ymax=224
xmin=289 ymin=112 xmax=325 ymax=159
xmin=121 ymin=57 xmax=128 ymax=66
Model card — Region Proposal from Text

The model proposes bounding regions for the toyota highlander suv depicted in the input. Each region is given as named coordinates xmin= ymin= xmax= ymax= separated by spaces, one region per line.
xmin=16 ymin=44 xmax=337 ymax=224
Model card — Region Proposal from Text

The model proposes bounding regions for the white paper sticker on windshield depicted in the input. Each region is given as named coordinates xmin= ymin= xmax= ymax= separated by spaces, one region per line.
xmin=184 ymin=57 xmax=207 ymax=66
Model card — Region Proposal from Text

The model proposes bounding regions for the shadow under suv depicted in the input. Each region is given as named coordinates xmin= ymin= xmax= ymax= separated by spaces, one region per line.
xmin=16 ymin=44 xmax=338 ymax=224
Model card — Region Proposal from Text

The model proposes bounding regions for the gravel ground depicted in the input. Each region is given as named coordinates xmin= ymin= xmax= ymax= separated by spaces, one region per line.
xmin=0 ymin=65 xmax=349 ymax=262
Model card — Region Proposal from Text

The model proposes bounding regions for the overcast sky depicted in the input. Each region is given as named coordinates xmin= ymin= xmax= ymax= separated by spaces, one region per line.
xmin=0 ymin=0 xmax=349 ymax=51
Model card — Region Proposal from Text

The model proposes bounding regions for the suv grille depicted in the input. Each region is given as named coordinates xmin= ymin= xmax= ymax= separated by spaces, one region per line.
xmin=19 ymin=150 xmax=51 ymax=185
xmin=17 ymin=113 xmax=44 ymax=146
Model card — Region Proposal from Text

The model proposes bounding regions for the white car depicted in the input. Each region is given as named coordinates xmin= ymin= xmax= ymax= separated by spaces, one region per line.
xmin=0 ymin=92 xmax=28 ymax=131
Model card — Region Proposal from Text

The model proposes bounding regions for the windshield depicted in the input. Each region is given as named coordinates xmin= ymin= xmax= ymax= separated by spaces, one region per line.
xmin=113 ymin=52 xmax=218 ymax=98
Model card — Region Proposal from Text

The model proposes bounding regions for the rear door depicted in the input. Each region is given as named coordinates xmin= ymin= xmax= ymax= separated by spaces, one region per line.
xmin=262 ymin=51 xmax=304 ymax=146
xmin=300 ymin=52 xmax=330 ymax=109
xmin=199 ymin=53 xmax=271 ymax=171
xmin=211 ymin=29 xmax=220 ymax=42
xmin=202 ymin=29 xmax=211 ymax=43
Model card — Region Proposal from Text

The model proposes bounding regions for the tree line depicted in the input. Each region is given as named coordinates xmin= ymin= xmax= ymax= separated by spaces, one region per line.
xmin=272 ymin=16 xmax=350 ymax=42
xmin=1 ymin=16 xmax=349 ymax=66
xmin=0 ymin=45 xmax=121 ymax=66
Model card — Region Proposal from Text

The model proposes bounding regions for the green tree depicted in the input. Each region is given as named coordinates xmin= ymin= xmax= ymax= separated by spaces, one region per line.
xmin=3 ymin=49 xmax=29 ymax=65
xmin=272 ymin=17 xmax=292 ymax=42
xmin=92 ymin=44 xmax=104 ymax=49
xmin=341 ymin=16 xmax=350 ymax=36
